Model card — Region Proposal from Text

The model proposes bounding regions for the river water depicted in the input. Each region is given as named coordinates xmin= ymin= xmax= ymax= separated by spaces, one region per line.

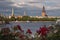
xmin=0 ymin=21 xmax=56 ymax=34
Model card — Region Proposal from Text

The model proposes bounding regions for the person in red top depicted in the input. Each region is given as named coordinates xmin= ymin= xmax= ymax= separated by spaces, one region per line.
xmin=40 ymin=25 xmax=49 ymax=40
xmin=17 ymin=25 xmax=24 ymax=32
xmin=26 ymin=29 xmax=32 ymax=34
xmin=40 ymin=25 xmax=48 ymax=36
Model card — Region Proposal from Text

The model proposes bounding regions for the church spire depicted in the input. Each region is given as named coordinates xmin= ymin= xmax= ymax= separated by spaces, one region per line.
xmin=24 ymin=11 xmax=26 ymax=16
xmin=42 ymin=6 xmax=47 ymax=17
xmin=11 ymin=8 xmax=14 ymax=17
xmin=42 ymin=6 xmax=46 ymax=12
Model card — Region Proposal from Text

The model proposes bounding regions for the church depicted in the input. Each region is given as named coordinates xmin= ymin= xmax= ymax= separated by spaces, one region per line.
xmin=41 ymin=6 xmax=48 ymax=17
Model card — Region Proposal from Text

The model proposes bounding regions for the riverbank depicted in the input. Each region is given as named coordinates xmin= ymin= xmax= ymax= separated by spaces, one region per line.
xmin=10 ymin=21 xmax=56 ymax=23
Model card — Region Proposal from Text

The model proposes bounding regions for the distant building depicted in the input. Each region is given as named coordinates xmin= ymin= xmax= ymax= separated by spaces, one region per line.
xmin=23 ymin=11 xmax=27 ymax=16
xmin=9 ymin=8 xmax=15 ymax=19
xmin=17 ymin=16 xmax=22 ymax=18
xmin=11 ymin=8 xmax=14 ymax=17
xmin=41 ymin=6 xmax=48 ymax=17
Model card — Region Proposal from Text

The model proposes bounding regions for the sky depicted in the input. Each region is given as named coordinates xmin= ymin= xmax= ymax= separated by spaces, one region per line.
xmin=0 ymin=0 xmax=60 ymax=10
xmin=0 ymin=0 xmax=60 ymax=16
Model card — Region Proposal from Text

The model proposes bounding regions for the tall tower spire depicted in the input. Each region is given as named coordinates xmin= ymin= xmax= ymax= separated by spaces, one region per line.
xmin=11 ymin=8 xmax=14 ymax=16
xmin=42 ymin=6 xmax=47 ymax=17
xmin=41 ymin=0 xmax=48 ymax=17
xmin=24 ymin=11 xmax=26 ymax=16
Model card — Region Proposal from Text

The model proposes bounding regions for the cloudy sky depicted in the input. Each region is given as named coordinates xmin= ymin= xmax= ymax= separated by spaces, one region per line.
xmin=0 ymin=0 xmax=60 ymax=16
xmin=0 ymin=0 xmax=60 ymax=10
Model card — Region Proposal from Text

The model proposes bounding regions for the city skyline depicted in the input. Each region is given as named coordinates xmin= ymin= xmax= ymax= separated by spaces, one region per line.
xmin=0 ymin=0 xmax=60 ymax=16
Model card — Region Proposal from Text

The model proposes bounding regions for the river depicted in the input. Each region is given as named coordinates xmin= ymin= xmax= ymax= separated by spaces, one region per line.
xmin=0 ymin=21 xmax=56 ymax=34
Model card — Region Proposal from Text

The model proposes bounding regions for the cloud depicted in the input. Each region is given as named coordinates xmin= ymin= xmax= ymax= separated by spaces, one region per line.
xmin=0 ymin=0 xmax=60 ymax=10
xmin=0 ymin=0 xmax=14 ymax=7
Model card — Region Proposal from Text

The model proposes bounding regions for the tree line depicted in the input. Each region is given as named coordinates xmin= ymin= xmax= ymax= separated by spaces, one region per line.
xmin=0 ymin=16 xmax=58 ymax=21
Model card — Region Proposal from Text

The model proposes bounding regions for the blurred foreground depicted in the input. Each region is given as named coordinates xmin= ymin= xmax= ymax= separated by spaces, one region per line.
xmin=0 ymin=24 xmax=60 ymax=40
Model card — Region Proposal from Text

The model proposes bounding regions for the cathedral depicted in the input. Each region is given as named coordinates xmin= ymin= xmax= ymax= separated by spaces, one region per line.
xmin=41 ymin=6 xmax=48 ymax=17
